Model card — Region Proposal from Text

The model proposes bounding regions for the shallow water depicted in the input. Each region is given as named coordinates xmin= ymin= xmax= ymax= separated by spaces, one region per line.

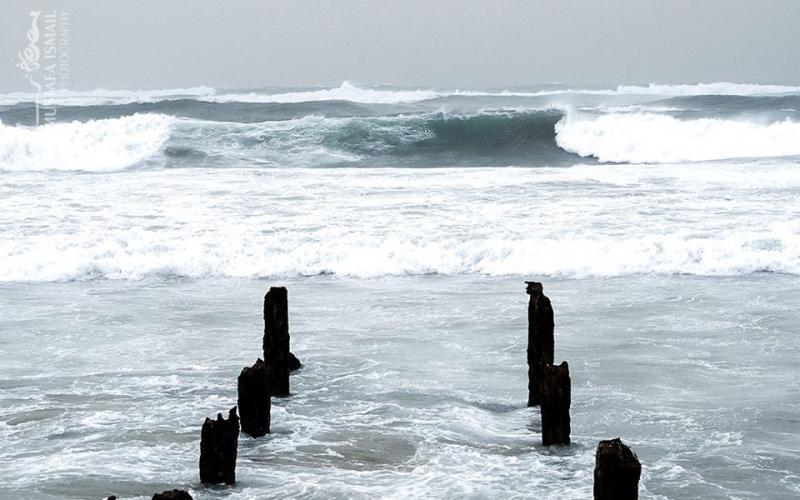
xmin=1 ymin=274 xmax=798 ymax=499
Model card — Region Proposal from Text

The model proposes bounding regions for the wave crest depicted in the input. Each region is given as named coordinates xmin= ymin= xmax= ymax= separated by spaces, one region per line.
xmin=0 ymin=114 xmax=172 ymax=171
xmin=555 ymin=113 xmax=800 ymax=163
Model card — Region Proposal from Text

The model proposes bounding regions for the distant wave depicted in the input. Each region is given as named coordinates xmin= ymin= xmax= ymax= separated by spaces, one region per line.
xmin=556 ymin=113 xmax=800 ymax=163
xmin=208 ymin=81 xmax=440 ymax=104
xmin=0 ymin=86 xmax=216 ymax=107
xmin=2 ymin=81 xmax=800 ymax=107
xmin=0 ymin=114 xmax=172 ymax=171
xmin=611 ymin=82 xmax=800 ymax=96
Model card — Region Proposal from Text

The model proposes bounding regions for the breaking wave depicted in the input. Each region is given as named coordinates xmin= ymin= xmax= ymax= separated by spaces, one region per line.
xmin=164 ymin=110 xmax=572 ymax=167
xmin=3 ymin=106 xmax=800 ymax=171
xmin=2 ymin=230 xmax=798 ymax=282
xmin=0 ymin=114 xmax=172 ymax=172
xmin=556 ymin=113 xmax=800 ymax=163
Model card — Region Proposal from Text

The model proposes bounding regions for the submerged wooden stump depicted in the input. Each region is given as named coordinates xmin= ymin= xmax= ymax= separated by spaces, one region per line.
xmin=152 ymin=490 xmax=193 ymax=500
xmin=288 ymin=351 xmax=302 ymax=372
xmin=594 ymin=438 xmax=641 ymax=500
xmin=263 ymin=287 xmax=291 ymax=396
xmin=199 ymin=407 xmax=239 ymax=484
xmin=526 ymin=281 xmax=554 ymax=407
xmin=237 ymin=359 xmax=271 ymax=437
xmin=540 ymin=361 xmax=571 ymax=446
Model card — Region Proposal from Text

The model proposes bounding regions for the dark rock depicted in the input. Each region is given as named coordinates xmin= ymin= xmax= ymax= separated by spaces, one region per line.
xmin=152 ymin=490 xmax=193 ymax=500
xmin=106 ymin=497 xmax=117 ymax=500
xmin=288 ymin=351 xmax=302 ymax=372
xmin=199 ymin=407 xmax=239 ymax=484
xmin=540 ymin=361 xmax=571 ymax=446
xmin=263 ymin=287 xmax=291 ymax=397
xmin=594 ymin=438 xmax=641 ymax=500
xmin=238 ymin=359 xmax=271 ymax=437
xmin=526 ymin=281 xmax=554 ymax=407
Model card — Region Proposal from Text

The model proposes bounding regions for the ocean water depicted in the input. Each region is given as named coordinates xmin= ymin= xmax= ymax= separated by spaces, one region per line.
xmin=1 ymin=82 xmax=799 ymax=499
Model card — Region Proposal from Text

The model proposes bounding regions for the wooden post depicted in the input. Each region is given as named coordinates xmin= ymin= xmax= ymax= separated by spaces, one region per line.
xmin=594 ymin=438 xmax=641 ymax=500
xmin=199 ymin=407 xmax=239 ymax=484
xmin=237 ymin=359 xmax=271 ymax=437
xmin=526 ymin=281 xmax=554 ymax=406
xmin=151 ymin=490 xmax=193 ymax=500
xmin=263 ymin=287 xmax=290 ymax=397
xmin=540 ymin=361 xmax=571 ymax=445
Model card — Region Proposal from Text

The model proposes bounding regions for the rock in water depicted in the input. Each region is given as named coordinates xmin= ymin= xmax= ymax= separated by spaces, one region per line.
xmin=152 ymin=490 xmax=193 ymax=500
xmin=238 ymin=359 xmax=271 ymax=437
xmin=594 ymin=438 xmax=642 ymax=500
xmin=540 ymin=361 xmax=571 ymax=446
xmin=263 ymin=287 xmax=290 ymax=396
xmin=288 ymin=351 xmax=302 ymax=372
xmin=199 ymin=407 xmax=239 ymax=484
xmin=526 ymin=281 xmax=554 ymax=406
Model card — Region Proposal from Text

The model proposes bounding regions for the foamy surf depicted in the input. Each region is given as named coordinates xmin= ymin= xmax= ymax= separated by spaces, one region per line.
xmin=1 ymin=165 xmax=799 ymax=282
xmin=1 ymin=230 xmax=797 ymax=282
xmin=0 ymin=113 xmax=172 ymax=172
xmin=556 ymin=113 xmax=800 ymax=163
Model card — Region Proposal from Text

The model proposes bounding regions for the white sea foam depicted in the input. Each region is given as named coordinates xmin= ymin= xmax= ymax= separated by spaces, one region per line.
xmin=0 ymin=114 xmax=172 ymax=171
xmin=1 ymin=230 xmax=796 ymax=282
xmin=556 ymin=113 xmax=800 ymax=163
xmin=1 ymin=165 xmax=799 ymax=281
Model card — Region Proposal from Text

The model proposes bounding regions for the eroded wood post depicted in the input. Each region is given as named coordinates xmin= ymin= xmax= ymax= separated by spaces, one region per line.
xmin=540 ymin=361 xmax=571 ymax=445
xmin=526 ymin=281 xmax=554 ymax=406
xmin=199 ymin=407 xmax=239 ymax=484
xmin=594 ymin=438 xmax=641 ymax=500
xmin=237 ymin=358 xmax=271 ymax=437
xmin=263 ymin=287 xmax=290 ymax=397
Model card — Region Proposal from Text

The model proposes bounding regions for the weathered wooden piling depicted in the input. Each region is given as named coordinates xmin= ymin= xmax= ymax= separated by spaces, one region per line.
xmin=237 ymin=359 xmax=271 ymax=437
xmin=199 ymin=407 xmax=239 ymax=485
xmin=263 ymin=287 xmax=291 ymax=396
xmin=594 ymin=438 xmax=641 ymax=500
xmin=540 ymin=361 xmax=571 ymax=445
xmin=152 ymin=490 xmax=193 ymax=500
xmin=526 ymin=281 xmax=554 ymax=407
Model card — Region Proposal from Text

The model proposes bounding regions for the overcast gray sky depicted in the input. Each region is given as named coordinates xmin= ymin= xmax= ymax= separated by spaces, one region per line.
xmin=1 ymin=0 xmax=798 ymax=92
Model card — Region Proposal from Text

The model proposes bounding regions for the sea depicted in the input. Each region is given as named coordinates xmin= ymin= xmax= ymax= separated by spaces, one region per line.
xmin=0 ymin=82 xmax=799 ymax=499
